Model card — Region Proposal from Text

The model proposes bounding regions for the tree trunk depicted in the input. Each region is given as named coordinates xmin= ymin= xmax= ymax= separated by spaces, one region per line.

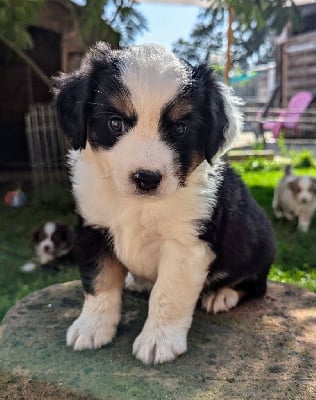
xmin=0 ymin=32 xmax=51 ymax=89
xmin=225 ymin=7 xmax=235 ymax=84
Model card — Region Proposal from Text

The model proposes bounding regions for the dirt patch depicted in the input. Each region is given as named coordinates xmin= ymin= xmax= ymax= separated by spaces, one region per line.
xmin=0 ymin=370 xmax=95 ymax=400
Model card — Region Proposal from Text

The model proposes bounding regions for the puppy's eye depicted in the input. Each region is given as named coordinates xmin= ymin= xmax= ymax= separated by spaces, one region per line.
xmin=174 ymin=122 xmax=188 ymax=136
xmin=108 ymin=116 xmax=124 ymax=133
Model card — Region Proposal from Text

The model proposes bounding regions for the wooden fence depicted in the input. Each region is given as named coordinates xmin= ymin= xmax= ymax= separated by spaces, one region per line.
xmin=242 ymin=106 xmax=316 ymax=139
xmin=25 ymin=103 xmax=68 ymax=195
xmin=282 ymin=31 xmax=316 ymax=106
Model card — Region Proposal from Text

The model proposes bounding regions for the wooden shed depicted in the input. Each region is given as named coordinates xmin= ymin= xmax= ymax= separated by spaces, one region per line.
xmin=0 ymin=0 xmax=85 ymax=169
xmin=276 ymin=0 xmax=316 ymax=106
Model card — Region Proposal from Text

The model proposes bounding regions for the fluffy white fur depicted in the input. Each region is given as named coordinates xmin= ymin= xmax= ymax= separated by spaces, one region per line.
xmin=70 ymin=145 xmax=221 ymax=360
xmin=69 ymin=148 xmax=223 ymax=363
xmin=67 ymin=290 xmax=122 ymax=350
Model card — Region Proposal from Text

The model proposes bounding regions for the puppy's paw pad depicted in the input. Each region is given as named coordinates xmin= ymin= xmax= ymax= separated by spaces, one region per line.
xmin=132 ymin=323 xmax=187 ymax=364
xmin=202 ymin=288 xmax=239 ymax=314
xmin=66 ymin=315 xmax=116 ymax=350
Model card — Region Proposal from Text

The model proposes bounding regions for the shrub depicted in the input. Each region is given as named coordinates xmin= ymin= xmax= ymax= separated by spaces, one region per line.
xmin=291 ymin=149 xmax=315 ymax=168
xmin=232 ymin=157 xmax=282 ymax=173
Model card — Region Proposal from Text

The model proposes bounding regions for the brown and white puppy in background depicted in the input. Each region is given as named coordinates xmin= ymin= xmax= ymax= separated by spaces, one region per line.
xmin=21 ymin=221 xmax=73 ymax=272
xmin=273 ymin=165 xmax=316 ymax=232
xmin=54 ymin=43 xmax=275 ymax=365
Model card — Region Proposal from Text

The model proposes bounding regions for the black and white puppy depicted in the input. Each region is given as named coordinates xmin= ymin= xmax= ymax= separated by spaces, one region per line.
xmin=33 ymin=221 xmax=73 ymax=267
xmin=273 ymin=165 xmax=316 ymax=232
xmin=21 ymin=221 xmax=73 ymax=272
xmin=54 ymin=43 xmax=275 ymax=365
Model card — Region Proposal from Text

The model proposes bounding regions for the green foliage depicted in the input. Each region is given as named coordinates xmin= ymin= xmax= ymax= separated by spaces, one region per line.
xmin=291 ymin=149 xmax=315 ymax=168
xmin=0 ymin=0 xmax=147 ymax=57
xmin=81 ymin=0 xmax=148 ymax=47
xmin=233 ymin=145 xmax=315 ymax=174
xmin=232 ymin=158 xmax=282 ymax=173
xmin=0 ymin=0 xmax=44 ymax=50
xmin=172 ymin=0 xmax=300 ymax=68
xmin=173 ymin=8 xmax=225 ymax=65
xmin=277 ymin=135 xmax=315 ymax=168
xmin=172 ymin=8 xmax=224 ymax=66
xmin=277 ymin=134 xmax=288 ymax=157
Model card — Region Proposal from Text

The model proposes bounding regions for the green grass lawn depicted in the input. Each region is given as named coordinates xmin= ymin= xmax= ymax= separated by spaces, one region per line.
xmin=0 ymin=184 xmax=79 ymax=321
xmin=1 ymin=167 xmax=316 ymax=321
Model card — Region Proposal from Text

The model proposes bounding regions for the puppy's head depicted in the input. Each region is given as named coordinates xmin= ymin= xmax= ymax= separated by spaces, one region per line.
xmin=33 ymin=222 xmax=73 ymax=264
xmin=288 ymin=176 xmax=316 ymax=205
xmin=54 ymin=43 xmax=242 ymax=198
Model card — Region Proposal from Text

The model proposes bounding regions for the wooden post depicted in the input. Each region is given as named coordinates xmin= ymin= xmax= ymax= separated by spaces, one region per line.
xmin=225 ymin=7 xmax=235 ymax=84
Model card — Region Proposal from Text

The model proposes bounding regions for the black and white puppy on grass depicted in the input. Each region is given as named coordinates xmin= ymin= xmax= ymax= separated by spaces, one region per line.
xmin=54 ymin=43 xmax=276 ymax=365
xmin=21 ymin=221 xmax=73 ymax=272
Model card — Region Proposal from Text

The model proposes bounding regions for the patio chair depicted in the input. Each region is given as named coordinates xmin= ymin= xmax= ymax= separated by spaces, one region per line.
xmin=258 ymin=90 xmax=314 ymax=139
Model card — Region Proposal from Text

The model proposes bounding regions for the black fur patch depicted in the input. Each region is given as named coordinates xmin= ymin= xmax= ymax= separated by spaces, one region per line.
xmin=54 ymin=43 xmax=137 ymax=150
xmin=159 ymin=65 xmax=229 ymax=183
xmin=74 ymin=217 xmax=114 ymax=295
xmin=199 ymin=164 xmax=276 ymax=298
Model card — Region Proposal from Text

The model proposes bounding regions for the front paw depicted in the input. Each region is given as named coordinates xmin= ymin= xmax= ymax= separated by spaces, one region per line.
xmin=133 ymin=320 xmax=187 ymax=364
xmin=298 ymin=220 xmax=309 ymax=232
xmin=67 ymin=313 xmax=117 ymax=350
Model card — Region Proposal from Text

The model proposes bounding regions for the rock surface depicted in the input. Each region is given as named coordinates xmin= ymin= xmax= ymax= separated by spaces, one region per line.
xmin=0 ymin=281 xmax=315 ymax=400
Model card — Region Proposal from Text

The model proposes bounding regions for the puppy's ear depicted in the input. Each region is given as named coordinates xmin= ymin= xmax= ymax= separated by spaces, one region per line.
xmin=193 ymin=64 xmax=243 ymax=163
xmin=53 ymin=71 xmax=89 ymax=150
xmin=284 ymin=164 xmax=293 ymax=176
xmin=32 ymin=226 xmax=41 ymax=243
xmin=288 ymin=179 xmax=300 ymax=194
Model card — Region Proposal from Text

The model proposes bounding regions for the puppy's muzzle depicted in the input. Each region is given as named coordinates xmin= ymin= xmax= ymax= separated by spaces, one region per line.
xmin=44 ymin=244 xmax=53 ymax=254
xmin=131 ymin=169 xmax=162 ymax=193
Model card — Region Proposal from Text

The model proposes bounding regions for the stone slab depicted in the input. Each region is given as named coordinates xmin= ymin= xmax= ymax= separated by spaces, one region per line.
xmin=0 ymin=281 xmax=315 ymax=400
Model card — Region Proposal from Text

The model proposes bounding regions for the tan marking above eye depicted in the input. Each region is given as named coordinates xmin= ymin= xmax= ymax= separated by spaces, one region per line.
xmin=167 ymin=100 xmax=193 ymax=121
xmin=109 ymin=92 xmax=136 ymax=119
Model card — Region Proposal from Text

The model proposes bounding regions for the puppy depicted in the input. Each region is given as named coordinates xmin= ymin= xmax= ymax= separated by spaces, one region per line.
xmin=33 ymin=221 xmax=73 ymax=266
xmin=54 ymin=43 xmax=275 ymax=365
xmin=273 ymin=165 xmax=316 ymax=232
xmin=21 ymin=221 xmax=73 ymax=272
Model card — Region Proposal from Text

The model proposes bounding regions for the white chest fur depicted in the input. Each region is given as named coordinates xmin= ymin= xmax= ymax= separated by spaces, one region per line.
xmin=69 ymin=149 xmax=221 ymax=280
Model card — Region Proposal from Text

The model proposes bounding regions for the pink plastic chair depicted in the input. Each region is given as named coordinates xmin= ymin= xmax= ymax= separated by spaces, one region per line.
xmin=262 ymin=91 xmax=314 ymax=138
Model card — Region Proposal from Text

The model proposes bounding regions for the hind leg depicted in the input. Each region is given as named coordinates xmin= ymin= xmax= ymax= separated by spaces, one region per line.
xmin=201 ymin=287 xmax=241 ymax=314
xmin=201 ymin=273 xmax=268 ymax=314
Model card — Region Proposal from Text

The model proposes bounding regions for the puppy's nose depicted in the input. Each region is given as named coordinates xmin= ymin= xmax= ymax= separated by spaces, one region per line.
xmin=131 ymin=169 xmax=162 ymax=192
xmin=43 ymin=244 xmax=52 ymax=253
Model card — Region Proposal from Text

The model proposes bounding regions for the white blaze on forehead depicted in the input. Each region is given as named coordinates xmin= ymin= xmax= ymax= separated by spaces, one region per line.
xmin=119 ymin=44 xmax=191 ymax=136
xmin=298 ymin=176 xmax=312 ymax=190
xmin=44 ymin=222 xmax=56 ymax=237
